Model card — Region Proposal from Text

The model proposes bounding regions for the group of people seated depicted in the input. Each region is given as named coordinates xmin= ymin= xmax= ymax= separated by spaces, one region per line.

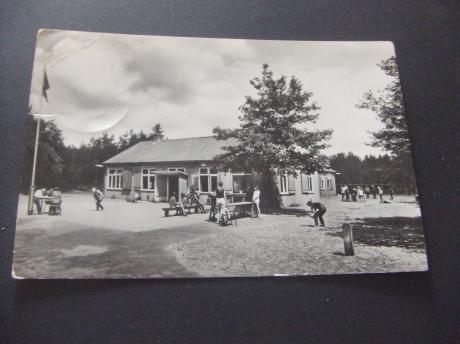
xmin=33 ymin=187 xmax=62 ymax=214
xmin=206 ymin=182 xmax=261 ymax=224
xmin=168 ymin=183 xmax=261 ymax=223
xmin=168 ymin=186 xmax=206 ymax=216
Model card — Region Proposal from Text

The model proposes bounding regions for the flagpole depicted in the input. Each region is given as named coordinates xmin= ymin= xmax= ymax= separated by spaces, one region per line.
xmin=27 ymin=117 xmax=41 ymax=215
xmin=27 ymin=65 xmax=53 ymax=215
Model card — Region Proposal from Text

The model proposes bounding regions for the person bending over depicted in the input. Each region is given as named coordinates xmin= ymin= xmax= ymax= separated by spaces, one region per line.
xmin=307 ymin=200 xmax=327 ymax=227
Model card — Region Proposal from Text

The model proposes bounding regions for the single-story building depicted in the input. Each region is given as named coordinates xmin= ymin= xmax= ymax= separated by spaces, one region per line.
xmin=102 ymin=136 xmax=336 ymax=207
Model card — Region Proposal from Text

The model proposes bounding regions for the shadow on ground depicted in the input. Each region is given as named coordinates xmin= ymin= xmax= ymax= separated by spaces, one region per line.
xmin=327 ymin=216 xmax=426 ymax=250
xmin=12 ymin=221 xmax=216 ymax=278
xmin=263 ymin=207 xmax=309 ymax=216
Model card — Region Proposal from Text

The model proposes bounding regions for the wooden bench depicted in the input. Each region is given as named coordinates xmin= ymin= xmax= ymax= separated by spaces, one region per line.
xmin=162 ymin=205 xmax=199 ymax=217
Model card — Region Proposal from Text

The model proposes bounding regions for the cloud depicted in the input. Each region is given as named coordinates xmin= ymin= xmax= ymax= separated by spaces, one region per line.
xmin=30 ymin=31 xmax=398 ymax=157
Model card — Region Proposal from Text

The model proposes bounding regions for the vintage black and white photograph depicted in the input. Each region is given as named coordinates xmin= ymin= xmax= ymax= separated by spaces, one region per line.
xmin=13 ymin=30 xmax=428 ymax=278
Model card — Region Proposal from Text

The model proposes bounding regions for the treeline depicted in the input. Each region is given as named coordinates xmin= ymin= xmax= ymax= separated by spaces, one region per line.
xmin=20 ymin=117 xmax=164 ymax=193
xmin=329 ymin=152 xmax=417 ymax=194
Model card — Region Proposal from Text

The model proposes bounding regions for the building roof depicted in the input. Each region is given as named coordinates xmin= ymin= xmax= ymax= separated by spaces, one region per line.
xmin=103 ymin=136 xmax=238 ymax=164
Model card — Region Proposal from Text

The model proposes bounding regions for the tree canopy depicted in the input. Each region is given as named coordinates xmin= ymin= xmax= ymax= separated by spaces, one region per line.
xmin=357 ymin=56 xmax=416 ymax=192
xmin=21 ymin=116 xmax=66 ymax=193
xmin=213 ymin=64 xmax=332 ymax=208
xmin=213 ymin=64 xmax=332 ymax=175
xmin=21 ymin=121 xmax=165 ymax=192
xmin=357 ymin=56 xmax=411 ymax=156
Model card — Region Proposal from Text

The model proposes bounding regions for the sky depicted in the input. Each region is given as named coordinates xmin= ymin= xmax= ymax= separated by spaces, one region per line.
xmin=29 ymin=30 xmax=398 ymax=157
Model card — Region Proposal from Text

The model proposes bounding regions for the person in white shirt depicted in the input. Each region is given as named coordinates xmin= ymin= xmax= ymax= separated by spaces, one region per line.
xmin=377 ymin=186 xmax=384 ymax=202
xmin=33 ymin=188 xmax=46 ymax=214
xmin=341 ymin=185 xmax=348 ymax=201
xmin=357 ymin=186 xmax=365 ymax=202
xmin=252 ymin=185 xmax=261 ymax=217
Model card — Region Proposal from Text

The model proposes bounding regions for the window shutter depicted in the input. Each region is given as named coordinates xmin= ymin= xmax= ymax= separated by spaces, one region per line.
xmin=193 ymin=176 xmax=200 ymax=190
xmin=288 ymin=174 xmax=296 ymax=192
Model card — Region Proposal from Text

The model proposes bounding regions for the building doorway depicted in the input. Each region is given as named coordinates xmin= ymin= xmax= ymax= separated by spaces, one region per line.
xmin=168 ymin=175 xmax=179 ymax=198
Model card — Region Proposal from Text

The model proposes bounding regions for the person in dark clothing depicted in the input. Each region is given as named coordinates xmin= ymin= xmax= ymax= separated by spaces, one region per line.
xmin=307 ymin=200 xmax=327 ymax=227
xmin=190 ymin=186 xmax=205 ymax=213
xmin=345 ymin=187 xmax=350 ymax=202
xmin=371 ymin=185 xmax=378 ymax=199
xmin=92 ymin=187 xmax=104 ymax=211
xmin=389 ymin=187 xmax=394 ymax=200
xmin=351 ymin=187 xmax=358 ymax=202
xmin=208 ymin=193 xmax=217 ymax=221
xmin=245 ymin=187 xmax=254 ymax=203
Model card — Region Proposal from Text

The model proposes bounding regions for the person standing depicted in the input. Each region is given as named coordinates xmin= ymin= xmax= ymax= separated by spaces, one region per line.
xmin=371 ymin=184 xmax=377 ymax=199
xmin=351 ymin=187 xmax=358 ymax=202
xmin=33 ymin=188 xmax=46 ymax=214
xmin=190 ymin=186 xmax=205 ymax=213
xmin=307 ymin=200 xmax=327 ymax=227
xmin=377 ymin=185 xmax=384 ymax=202
xmin=345 ymin=186 xmax=350 ymax=202
xmin=208 ymin=193 xmax=217 ymax=221
xmin=252 ymin=185 xmax=261 ymax=217
xmin=364 ymin=186 xmax=370 ymax=199
xmin=389 ymin=187 xmax=394 ymax=200
xmin=215 ymin=181 xmax=226 ymax=224
xmin=341 ymin=185 xmax=347 ymax=201
xmin=92 ymin=187 xmax=104 ymax=211
xmin=359 ymin=186 xmax=366 ymax=202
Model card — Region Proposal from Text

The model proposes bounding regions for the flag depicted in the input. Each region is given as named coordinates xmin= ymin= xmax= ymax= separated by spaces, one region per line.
xmin=42 ymin=69 xmax=50 ymax=102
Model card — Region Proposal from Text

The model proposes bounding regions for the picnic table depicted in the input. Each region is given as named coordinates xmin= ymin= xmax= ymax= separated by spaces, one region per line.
xmin=226 ymin=193 xmax=246 ymax=203
xmin=226 ymin=201 xmax=257 ymax=218
xmin=35 ymin=196 xmax=52 ymax=214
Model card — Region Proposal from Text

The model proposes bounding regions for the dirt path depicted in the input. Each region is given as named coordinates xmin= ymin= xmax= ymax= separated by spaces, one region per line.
xmin=13 ymin=194 xmax=427 ymax=278
xmin=13 ymin=220 xmax=216 ymax=278
xmin=166 ymin=214 xmax=427 ymax=277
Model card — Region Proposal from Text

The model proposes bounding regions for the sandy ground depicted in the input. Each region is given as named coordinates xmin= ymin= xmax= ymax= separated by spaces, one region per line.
xmin=13 ymin=193 xmax=428 ymax=278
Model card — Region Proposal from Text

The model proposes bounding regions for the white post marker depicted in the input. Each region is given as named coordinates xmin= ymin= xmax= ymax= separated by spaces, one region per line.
xmin=342 ymin=223 xmax=355 ymax=256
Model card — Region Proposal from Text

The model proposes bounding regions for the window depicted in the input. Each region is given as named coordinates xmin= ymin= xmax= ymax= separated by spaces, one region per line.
xmin=196 ymin=168 xmax=218 ymax=192
xmin=320 ymin=177 xmax=325 ymax=191
xmin=279 ymin=174 xmax=288 ymax=194
xmin=141 ymin=168 xmax=156 ymax=191
xmin=107 ymin=168 xmax=123 ymax=189
xmin=301 ymin=173 xmax=313 ymax=193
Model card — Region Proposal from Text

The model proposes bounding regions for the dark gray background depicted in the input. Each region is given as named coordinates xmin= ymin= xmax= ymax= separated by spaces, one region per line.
xmin=1 ymin=1 xmax=459 ymax=343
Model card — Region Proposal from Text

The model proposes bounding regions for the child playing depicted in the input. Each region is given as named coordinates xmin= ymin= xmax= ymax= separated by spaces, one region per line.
xmin=306 ymin=200 xmax=327 ymax=227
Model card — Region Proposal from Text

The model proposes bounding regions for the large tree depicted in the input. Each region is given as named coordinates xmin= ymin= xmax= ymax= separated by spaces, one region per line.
xmin=357 ymin=56 xmax=416 ymax=192
xmin=21 ymin=116 xmax=66 ymax=193
xmin=214 ymin=64 xmax=332 ymax=208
